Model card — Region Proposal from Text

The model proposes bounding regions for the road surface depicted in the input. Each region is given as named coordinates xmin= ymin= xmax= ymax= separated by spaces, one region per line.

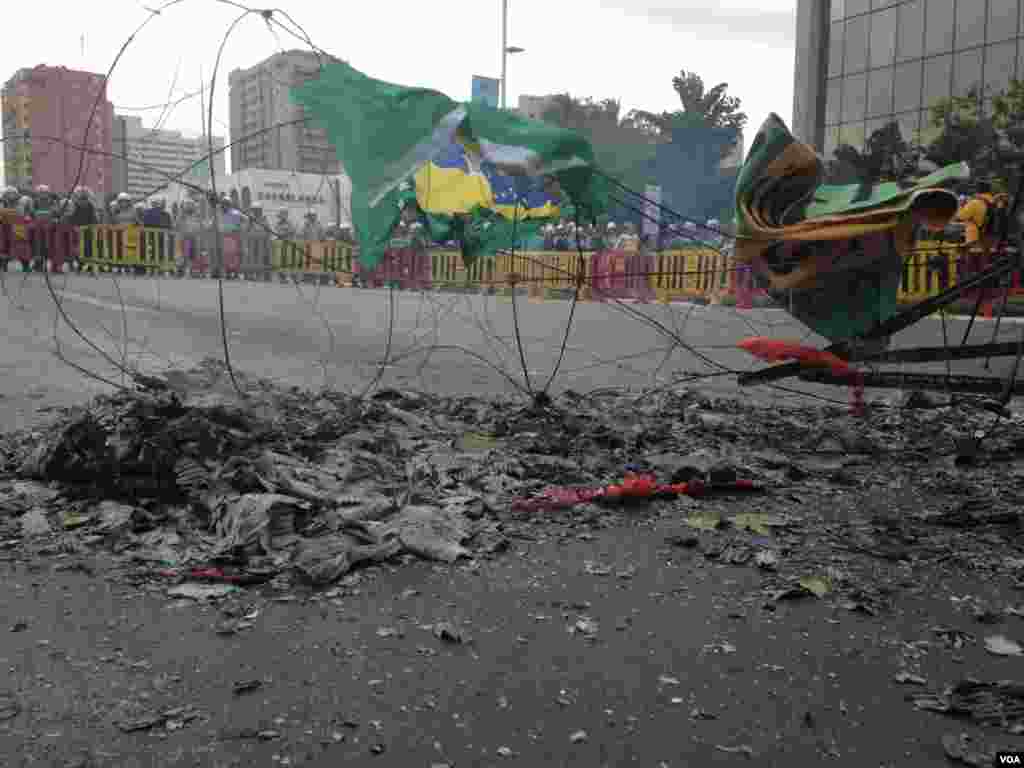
xmin=3 ymin=273 xmax=1024 ymax=766
xmin=1 ymin=271 xmax=1021 ymax=430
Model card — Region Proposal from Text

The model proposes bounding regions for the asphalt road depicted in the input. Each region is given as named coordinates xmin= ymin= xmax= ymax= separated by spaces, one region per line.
xmin=5 ymin=514 xmax=1024 ymax=767
xmin=2 ymin=270 xmax=1023 ymax=431
xmin=3 ymin=273 xmax=1024 ymax=766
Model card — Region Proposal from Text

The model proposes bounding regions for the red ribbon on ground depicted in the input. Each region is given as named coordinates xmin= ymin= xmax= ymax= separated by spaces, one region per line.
xmin=511 ymin=474 xmax=761 ymax=513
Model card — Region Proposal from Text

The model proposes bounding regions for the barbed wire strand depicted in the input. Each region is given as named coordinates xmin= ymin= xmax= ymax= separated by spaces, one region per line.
xmin=204 ymin=7 xmax=255 ymax=399
xmin=38 ymin=0 xmax=189 ymax=392
xmin=2 ymin=0 xmax=945 ymax=416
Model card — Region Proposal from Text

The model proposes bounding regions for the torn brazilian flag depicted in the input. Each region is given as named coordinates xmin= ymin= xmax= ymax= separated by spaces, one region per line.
xmin=290 ymin=60 xmax=606 ymax=269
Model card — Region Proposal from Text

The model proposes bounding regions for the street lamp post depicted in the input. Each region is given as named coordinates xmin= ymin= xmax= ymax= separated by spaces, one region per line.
xmin=500 ymin=0 xmax=524 ymax=109
xmin=501 ymin=0 xmax=508 ymax=108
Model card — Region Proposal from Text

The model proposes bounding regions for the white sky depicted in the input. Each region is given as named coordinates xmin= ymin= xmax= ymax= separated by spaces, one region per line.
xmin=0 ymin=0 xmax=796 ymax=186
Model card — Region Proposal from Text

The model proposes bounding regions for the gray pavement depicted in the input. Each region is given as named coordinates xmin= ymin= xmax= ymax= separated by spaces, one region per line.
xmin=4 ymin=273 xmax=1024 ymax=767
xmin=5 ymin=512 xmax=1024 ymax=767
xmin=2 ymin=271 xmax=1022 ymax=431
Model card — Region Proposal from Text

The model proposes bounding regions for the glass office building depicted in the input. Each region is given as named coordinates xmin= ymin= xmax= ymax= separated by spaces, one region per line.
xmin=796 ymin=0 xmax=1024 ymax=156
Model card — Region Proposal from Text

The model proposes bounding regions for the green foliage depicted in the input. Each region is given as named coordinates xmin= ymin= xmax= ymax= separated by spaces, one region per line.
xmin=925 ymin=82 xmax=1024 ymax=183
xmin=538 ymin=69 xmax=746 ymax=222
xmin=828 ymin=121 xmax=919 ymax=184
xmin=627 ymin=70 xmax=748 ymax=144
xmin=540 ymin=93 xmax=658 ymax=218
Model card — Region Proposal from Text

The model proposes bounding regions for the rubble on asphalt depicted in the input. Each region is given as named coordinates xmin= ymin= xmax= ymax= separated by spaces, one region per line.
xmin=1 ymin=357 xmax=1024 ymax=607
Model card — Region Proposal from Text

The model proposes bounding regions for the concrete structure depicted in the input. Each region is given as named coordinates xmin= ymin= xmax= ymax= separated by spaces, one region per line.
xmin=157 ymin=168 xmax=352 ymax=226
xmin=111 ymin=115 xmax=225 ymax=200
xmin=794 ymin=0 xmax=1024 ymax=156
xmin=228 ymin=50 xmax=342 ymax=175
xmin=517 ymin=94 xmax=557 ymax=120
xmin=1 ymin=65 xmax=113 ymax=194
xmin=792 ymin=0 xmax=830 ymax=150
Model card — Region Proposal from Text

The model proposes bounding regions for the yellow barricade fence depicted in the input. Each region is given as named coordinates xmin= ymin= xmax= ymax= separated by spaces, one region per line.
xmin=79 ymin=225 xmax=140 ymax=272
xmin=138 ymin=228 xmax=177 ymax=275
xmin=899 ymin=240 xmax=961 ymax=303
xmin=464 ymin=254 xmax=495 ymax=290
xmin=271 ymin=239 xmax=308 ymax=279
xmin=538 ymin=252 xmax=589 ymax=299
xmin=63 ymin=227 xmax=1000 ymax=308
xmin=651 ymin=248 xmax=718 ymax=303
xmin=522 ymin=251 xmax=547 ymax=300
xmin=653 ymin=250 xmax=685 ymax=303
xmin=318 ymin=241 xmax=355 ymax=287
xmin=494 ymin=252 xmax=532 ymax=295
xmin=431 ymin=250 xmax=463 ymax=288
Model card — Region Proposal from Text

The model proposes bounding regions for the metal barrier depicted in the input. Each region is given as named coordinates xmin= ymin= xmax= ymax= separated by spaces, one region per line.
xmin=139 ymin=228 xmax=177 ymax=275
xmin=239 ymin=233 xmax=272 ymax=280
xmin=79 ymin=225 xmax=139 ymax=273
xmin=0 ymin=215 xmax=34 ymax=268
xmin=18 ymin=223 xmax=1017 ymax=313
xmin=899 ymin=241 xmax=960 ymax=303
xmin=271 ymin=239 xmax=308 ymax=281
xmin=431 ymin=250 xmax=464 ymax=290
xmin=317 ymin=241 xmax=356 ymax=287
xmin=26 ymin=222 xmax=79 ymax=272
xmin=652 ymin=250 xmax=684 ymax=303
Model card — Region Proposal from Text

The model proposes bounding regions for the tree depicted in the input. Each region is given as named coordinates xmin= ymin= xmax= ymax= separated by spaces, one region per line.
xmin=827 ymin=121 xmax=917 ymax=185
xmin=926 ymin=85 xmax=1017 ymax=183
xmin=627 ymin=69 xmax=748 ymax=154
xmin=669 ymin=70 xmax=747 ymax=132
xmin=540 ymin=94 xmax=659 ymax=224
xmin=541 ymin=94 xmax=620 ymax=133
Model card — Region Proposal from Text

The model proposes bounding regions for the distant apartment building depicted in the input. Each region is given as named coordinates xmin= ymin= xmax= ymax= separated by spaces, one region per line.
xmin=111 ymin=115 xmax=225 ymax=200
xmin=228 ymin=50 xmax=342 ymax=175
xmin=1 ymin=65 xmax=113 ymax=195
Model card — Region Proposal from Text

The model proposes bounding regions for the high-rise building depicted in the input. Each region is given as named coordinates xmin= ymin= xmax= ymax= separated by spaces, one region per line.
xmin=228 ymin=50 xmax=342 ymax=175
xmin=793 ymin=0 xmax=1024 ymax=157
xmin=111 ymin=115 xmax=225 ymax=200
xmin=1 ymin=65 xmax=113 ymax=194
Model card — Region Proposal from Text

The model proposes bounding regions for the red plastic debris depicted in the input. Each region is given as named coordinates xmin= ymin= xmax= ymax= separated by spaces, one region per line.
xmin=511 ymin=475 xmax=761 ymax=513
xmin=738 ymin=337 xmax=851 ymax=374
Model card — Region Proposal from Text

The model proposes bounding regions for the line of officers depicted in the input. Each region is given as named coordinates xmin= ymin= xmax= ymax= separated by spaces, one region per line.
xmin=0 ymin=185 xmax=355 ymax=243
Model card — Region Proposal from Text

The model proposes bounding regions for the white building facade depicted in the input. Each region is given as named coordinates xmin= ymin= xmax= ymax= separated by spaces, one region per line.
xmin=112 ymin=115 xmax=225 ymax=200
xmin=160 ymin=168 xmax=352 ymax=226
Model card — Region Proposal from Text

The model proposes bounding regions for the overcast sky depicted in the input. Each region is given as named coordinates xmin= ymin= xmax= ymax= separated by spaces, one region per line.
xmin=0 ymin=0 xmax=796 ymax=185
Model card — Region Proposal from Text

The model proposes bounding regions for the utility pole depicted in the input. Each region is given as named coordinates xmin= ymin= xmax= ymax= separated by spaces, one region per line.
xmin=501 ymin=0 xmax=508 ymax=108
